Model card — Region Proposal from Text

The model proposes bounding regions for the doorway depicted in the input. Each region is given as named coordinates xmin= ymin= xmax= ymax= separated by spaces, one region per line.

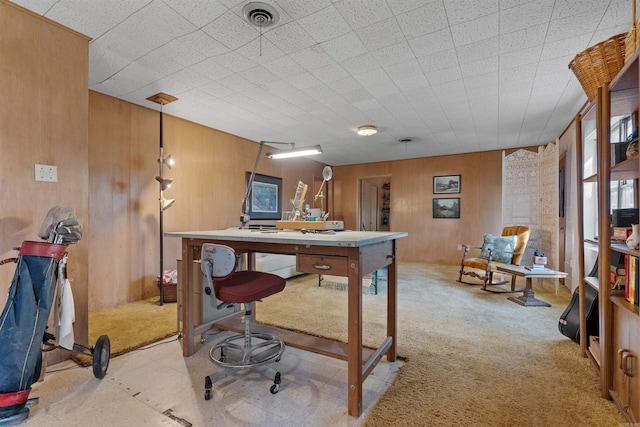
xmin=359 ymin=176 xmax=391 ymax=231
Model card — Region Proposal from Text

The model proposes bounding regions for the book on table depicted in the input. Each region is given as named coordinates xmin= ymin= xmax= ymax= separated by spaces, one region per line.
xmin=523 ymin=266 xmax=558 ymax=274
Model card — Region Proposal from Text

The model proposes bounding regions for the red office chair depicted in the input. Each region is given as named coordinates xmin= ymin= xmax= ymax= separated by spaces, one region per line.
xmin=200 ymin=243 xmax=286 ymax=399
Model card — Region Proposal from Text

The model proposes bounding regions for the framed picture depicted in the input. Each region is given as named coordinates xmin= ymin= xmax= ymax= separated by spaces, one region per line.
xmin=246 ymin=173 xmax=282 ymax=220
xmin=433 ymin=175 xmax=461 ymax=194
xmin=433 ymin=198 xmax=460 ymax=219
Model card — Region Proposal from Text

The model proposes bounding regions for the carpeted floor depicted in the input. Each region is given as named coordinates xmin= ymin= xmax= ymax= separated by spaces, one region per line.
xmin=256 ymin=263 xmax=626 ymax=426
xmin=74 ymin=296 xmax=177 ymax=365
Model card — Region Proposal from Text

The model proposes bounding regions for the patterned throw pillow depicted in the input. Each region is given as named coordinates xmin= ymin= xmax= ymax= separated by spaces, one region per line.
xmin=479 ymin=233 xmax=517 ymax=264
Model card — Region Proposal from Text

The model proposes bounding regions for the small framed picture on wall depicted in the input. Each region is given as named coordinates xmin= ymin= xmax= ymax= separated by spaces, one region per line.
xmin=433 ymin=175 xmax=461 ymax=194
xmin=433 ymin=198 xmax=460 ymax=219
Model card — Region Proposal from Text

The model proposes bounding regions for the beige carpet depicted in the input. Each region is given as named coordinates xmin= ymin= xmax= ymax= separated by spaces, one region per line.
xmin=256 ymin=263 xmax=626 ymax=426
xmin=74 ymin=297 xmax=177 ymax=365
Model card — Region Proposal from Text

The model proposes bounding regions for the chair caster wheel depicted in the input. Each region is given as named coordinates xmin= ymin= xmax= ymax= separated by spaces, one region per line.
xmin=204 ymin=376 xmax=212 ymax=400
xmin=270 ymin=372 xmax=281 ymax=394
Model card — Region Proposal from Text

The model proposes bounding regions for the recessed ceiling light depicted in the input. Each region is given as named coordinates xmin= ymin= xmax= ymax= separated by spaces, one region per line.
xmin=357 ymin=125 xmax=377 ymax=136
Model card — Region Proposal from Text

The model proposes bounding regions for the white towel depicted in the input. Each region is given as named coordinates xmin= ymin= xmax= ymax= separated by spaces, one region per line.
xmin=58 ymin=278 xmax=75 ymax=350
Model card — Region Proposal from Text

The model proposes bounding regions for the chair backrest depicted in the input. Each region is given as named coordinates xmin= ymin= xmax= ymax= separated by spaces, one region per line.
xmin=501 ymin=225 xmax=530 ymax=265
xmin=200 ymin=243 xmax=240 ymax=297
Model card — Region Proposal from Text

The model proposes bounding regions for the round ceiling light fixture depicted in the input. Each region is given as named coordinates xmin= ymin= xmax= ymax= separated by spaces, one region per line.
xmin=357 ymin=125 xmax=377 ymax=136
xmin=243 ymin=2 xmax=280 ymax=28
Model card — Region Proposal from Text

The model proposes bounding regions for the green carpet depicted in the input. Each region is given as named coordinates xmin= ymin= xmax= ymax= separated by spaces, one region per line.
xmin=74 ymin=296 xmax=177 ymax=365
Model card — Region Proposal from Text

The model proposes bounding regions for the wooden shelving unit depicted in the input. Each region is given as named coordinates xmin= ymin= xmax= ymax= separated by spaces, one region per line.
xmin=577 ymin=49 xmax=640 ymax=422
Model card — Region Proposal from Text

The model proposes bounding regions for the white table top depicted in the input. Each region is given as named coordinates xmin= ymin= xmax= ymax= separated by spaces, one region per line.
xmin=165 ymin=228 xmax=408 ymax=248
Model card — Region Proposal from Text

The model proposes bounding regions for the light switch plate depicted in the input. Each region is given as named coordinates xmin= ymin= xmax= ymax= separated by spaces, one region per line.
xmin=35 ymin=164 xmax=57 ymax=182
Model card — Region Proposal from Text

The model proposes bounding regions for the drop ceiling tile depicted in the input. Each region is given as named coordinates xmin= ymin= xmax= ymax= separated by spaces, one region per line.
xmin=464 ymin=72 xmax=499 ymax=90
xmin=289 ymin=45 xmax=335 ymax=71
xmin=499 ymin=23 xmax=547 ymax=54
xmin=371 ymin=42 xmax=415 ymax=68
xmin=450 ymin=13 xmax=499 ymax=47
xmin=287 ymin=71 xmax=323 ymax=90
xmin=340 ymin=53 xmax=383 ymax=75
xmin=367 ymin=81 xmax=401 ymax=98
xmin=426 ymin=66 xmax=463 ymax=86
xmin=311 ymin=63 xmax=350 ymax=83
xmin=189 ymin=58 xmax=235 ymax=81
xmin=202 ymin=10 xmax=258 ymax=50
xmin=396 ymin=1 xmax=448 ymax=39
xmin=384 ymin=59 xmax=424 ymax=80
xmin=275 ymin=0 xmax=333 ymax=20
xmin=200 ymin=81 xmax=237 ymax=98
xmin=329 ymin=76 xmax=364 ymax=93
xmin=357 ymin=17 xmax=405 ymax=51
xmin=546 ymin=10 xmax=606 ymax=43
xmin=136 ymin=51 xmax=184 ymax=77
xmin=455 ymin=36 xmax=499 ymax=64
xmin=417 ymin=50 xmax=459 ymax=73
xmin=341 ymin=88 xmax=373 ymax=103
xmin=262 ymin=55 xmax=305 ymax=78
xmin=499 ymin=0 xmax=554 ymax=35
xmin=235 ymin=37 xmax=287 ymax=64
xmin=466 ymin=84 xmax=499 ymax=100
xmin=599 ymin=1 xmax=634 ymax=30
xmin=353 ymin=68 xmax=392 ymax=89
xmin=213 ymin=51 xmax=257 ymax=73
xmin=240 ymin=65 xmax=281 ymax=85
xmin=117 ymin=2 xmax=198 ymax=53
xmin=500 ymin=78 xmax=533 ymax=95
xmin=334 ymin=0 xmax=394 ymax=30
xmin=499 ymin=63 xmax=536 ymax=82
xmin=171 ymin=68 xmax=212 ymax=87
xmin=45 ymin=0 xmax=153 ymax=39
xmin=445 ymin=0 xmax=499 ymax=25
xmin=264 ymin=21 xmax=317 ymax=54
xmin=460 ymin=56 xmax=498 ymax=78
xmin=550 ymin=0 xmax=606 ymax=20
xmin=296 ymin=5 xmax=352 ymax=43
xmin=535 ymin=55 xmax=574 ymax=75
xmin=500 ymin=45 xmax=543 ymax=68
xmin=216 ymin=73 xmax=257 ymax=93
xmin=408 ymin=28 xmax=455 ymax=57
xmin=149 ymin=31 xmax=226 ymax=68
xmin=165 ymin=0 xmax=228 ymax=27
xmin=88 ymin=46 xmax=133 ymax=86
xmin=303 ymin=83 xmax=338 ymax=100
xmin=540 ymin=33 xmax=591 ymax=61
xmin=321 ymin=32 xmax=369 ymax=62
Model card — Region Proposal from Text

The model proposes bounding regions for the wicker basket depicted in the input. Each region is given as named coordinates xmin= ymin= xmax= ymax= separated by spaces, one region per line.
xmin=158 ymin=282 xmax=177 ymax=303
xmin=625 ymin=0 xmax=638 ymax=62
xmin=569 ymin=33 xmax=626 ymax=101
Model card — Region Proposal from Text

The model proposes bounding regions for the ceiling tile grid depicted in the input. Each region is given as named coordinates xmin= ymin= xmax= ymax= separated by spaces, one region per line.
xmin=9 ymin=0 xmax=638 ymax=165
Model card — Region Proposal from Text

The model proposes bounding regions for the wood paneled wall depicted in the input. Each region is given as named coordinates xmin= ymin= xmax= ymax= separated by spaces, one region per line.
xmin=88 ymin=92 xmax=327 ymax=310
xmin=333 ymin=150 xmax=529 ymax=264
xmin=0 ymin=0 xmax=90 ymax=359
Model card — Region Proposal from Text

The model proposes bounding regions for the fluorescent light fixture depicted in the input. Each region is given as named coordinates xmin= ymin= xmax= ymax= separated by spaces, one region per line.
xmin=266 ymin=144 xmax=323 ymax=159
xmin=155 ymin=176 xmax=173 ymax=190
xmin=161 ymin=198 xmax=175 ymax=211
xmin=357 ymin=125 xmax=377 ymax=136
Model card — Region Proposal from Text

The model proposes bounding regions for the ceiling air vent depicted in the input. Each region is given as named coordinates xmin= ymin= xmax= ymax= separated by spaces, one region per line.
xmin=243 ymin=2 xmax=280 ymax=28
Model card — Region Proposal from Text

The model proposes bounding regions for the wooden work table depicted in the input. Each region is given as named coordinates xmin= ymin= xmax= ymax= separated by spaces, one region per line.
xmin=165 ymin=228 xmax=407 ymax=418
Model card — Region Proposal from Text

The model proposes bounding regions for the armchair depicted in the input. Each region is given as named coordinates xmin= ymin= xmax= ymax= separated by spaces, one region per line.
xmin=458 ymin=225 xmax=530 ymax=292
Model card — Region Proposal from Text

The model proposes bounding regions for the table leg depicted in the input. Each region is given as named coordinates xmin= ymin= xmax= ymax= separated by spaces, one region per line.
xmin=508 ymin=277 xmax=551 ymax=307
xmin=347 ymin=248 xmax=363 ymax=417
xmin=181 ymin=239 xmax=196 ymax=356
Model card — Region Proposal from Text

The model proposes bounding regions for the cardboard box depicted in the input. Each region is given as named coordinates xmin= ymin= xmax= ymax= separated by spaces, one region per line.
xmin=614 ymin=227 xmax=633 ymax=240
xmin=276 ymin=220 xmax=344 ymax=231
